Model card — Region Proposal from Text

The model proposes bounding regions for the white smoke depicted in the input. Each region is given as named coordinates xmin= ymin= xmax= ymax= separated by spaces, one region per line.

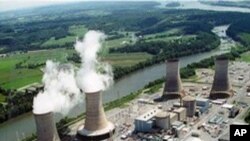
xmin=75 ymin=30 xmax=113 ymax=93
xmin=33 ymin=60 xmax=81 ymax=115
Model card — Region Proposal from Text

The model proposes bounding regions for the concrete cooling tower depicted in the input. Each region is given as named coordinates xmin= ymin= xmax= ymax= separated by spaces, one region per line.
xmin=210 ymin=56 xmax=233 ymax=99
xmin=76 ymin=91 xmax=115 ymax=141
xmin=34 ymin=112 xmax=60 ymax=141
xmin=158 ymin=59 xmax=185 ymax=101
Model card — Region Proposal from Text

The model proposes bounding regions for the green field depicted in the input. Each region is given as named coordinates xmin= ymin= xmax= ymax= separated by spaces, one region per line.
xmin=144 ymin=28 xmax=182 ymax=39
xmin=103 ymin=52 xmax=152 ymax=67
xmin=0 ymin=48 xmax=151 ymax=89
xmin=146 ymin=34 xmax=196 ymax=42
xmin=239 ymin=33 xmax=250 ymax=45
xmin=0 ymin=48 xmax=74 ymax=89
xmin=240 ymin=51 xmax=250 ymax=62
xmin=42 ymin=25 xmax=134 ymax=50
xmin=0 ymin=94 xmax=6 ymax=103
xmin=42 ymin=25 xmax=88 ymax=47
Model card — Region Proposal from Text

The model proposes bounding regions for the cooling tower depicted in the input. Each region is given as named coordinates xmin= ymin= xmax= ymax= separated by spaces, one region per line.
xmin=34 ymin=112 xmax=60 ymax=141
xmin=158 ymin=59 xmax=185 ymax=101
xmin=182 ymin=95 xmax=196 ymax=117
xmin=76 ymin=91 xmax=115 ymax=141
xmin=209 ymin=56 xmax=233 ymax=99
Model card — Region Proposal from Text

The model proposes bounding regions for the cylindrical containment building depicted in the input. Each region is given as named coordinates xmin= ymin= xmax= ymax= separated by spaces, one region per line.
xmin=159 ymin=59 xmax=185 ymax=101
xmin=210 ymin=56 xmax=233 ymax=99
xmin=182 ymin=96 xmax=196 ymax=118
xmin=155 ymin=111 xmax=170 ymax=130
xmin=34 ymin=112 xmax=60 ymax=141
xmin=76 ymin=91 xmax=115 ymax=141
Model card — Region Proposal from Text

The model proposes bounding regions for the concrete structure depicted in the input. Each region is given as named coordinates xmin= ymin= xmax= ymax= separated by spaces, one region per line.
xmin=170 ymin=112 xmax=178 ymax=124
xmin=182 ymin=96 xmax=196 ymax=117
xmin=210 ymin=56 xmax=233 ymax=99
xmin=158 ymin=59 xmax=185 ymax=101
xmin=229 ymin=107 xmax=240 ymax=118
xmin=134 ymin=109 xmax=159 ymax=132
xmin=155 ymin=111 xmax=171 ymax=130
xmin=76 ymin=91 xmax=115 ymax=141
xmin=34 ymin=112 xmax=60 ymax=141
xmin=196 ymin=98 xmax=209 ymax=113
xmin=172 ymin=121 xmax=185 ymax=137
xmin=173 ymin=107 xmax=186 ymax=121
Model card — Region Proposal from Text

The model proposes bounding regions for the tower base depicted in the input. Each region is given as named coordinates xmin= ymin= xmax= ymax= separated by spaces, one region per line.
xmin=155 ymin=91 xmax=185 ymax=102
xmin=76 ymin=122 xmax=115 ymax=141
xmin=209 ymin=90 xmax=233 ymax=100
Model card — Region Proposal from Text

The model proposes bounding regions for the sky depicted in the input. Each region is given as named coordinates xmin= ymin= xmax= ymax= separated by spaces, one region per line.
xmin=0 ymin=0 xmax=242 ymax=12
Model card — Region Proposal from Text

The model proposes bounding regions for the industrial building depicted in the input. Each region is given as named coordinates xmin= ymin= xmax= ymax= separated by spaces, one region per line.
xmin=196 ymin=98 xmax=209 ymax=113
xmin=229 ymin=106 xmax=240 ymax=118
xmin=134 ymin=109 xmax=160 ymax=132
xmin=76 ymin=91 xmax=115 ymax=141
xmin=134 ymin=108 xmax=186 ymax=133
xmin=210 ymin=56 xmax=233 ymax=99
xmin=170 ymin=112 xmax=178 ymax=125
xmin=157 ymin=59 xmax=185 ymax=101
xmin=34 ymin=112 xmax=60 ymax=141
xmin=182 ymin=95 xmax=196 ymax=117
xmin=173 ymin=107 xmax=186 ymax=121
xmin=172 ymin=121 xmax=185 ymax=137
xmin=208 ymin=115 xmax=224 ymax=124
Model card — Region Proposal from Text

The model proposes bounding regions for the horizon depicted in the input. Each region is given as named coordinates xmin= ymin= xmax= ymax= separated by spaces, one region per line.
xmin=0 ymin=0 xmax=244 ymax=13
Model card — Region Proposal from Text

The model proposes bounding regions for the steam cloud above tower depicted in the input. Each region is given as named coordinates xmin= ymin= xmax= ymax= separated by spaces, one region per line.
xmin=33 ymin=61 xmax=81 ymax=115
xmin=33 ymin=30 xmax=113 ymax=115
xmin=75 ymin=30 xmax=113 ymax=93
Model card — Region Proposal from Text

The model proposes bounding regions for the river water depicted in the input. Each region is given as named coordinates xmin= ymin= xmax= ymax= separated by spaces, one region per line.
xmin=0 ymin=3 xmax=246 ymax=140
xmin=159 ymin=0 xmax=250 ymax=13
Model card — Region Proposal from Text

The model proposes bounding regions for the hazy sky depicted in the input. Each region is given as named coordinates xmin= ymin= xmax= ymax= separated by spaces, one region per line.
xmin=0 ymin=0 xmax=84 ymax=12
xmin=0 ymin=0 xmax=240 ymax=12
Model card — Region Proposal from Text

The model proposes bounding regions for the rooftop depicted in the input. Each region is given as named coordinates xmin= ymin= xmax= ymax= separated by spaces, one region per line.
xmin=136 ymin=108 xmax=160 ymax=121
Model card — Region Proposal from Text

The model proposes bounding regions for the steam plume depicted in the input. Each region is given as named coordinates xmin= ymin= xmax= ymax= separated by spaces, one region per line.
xmin=75 ymin=30 xmax=113 ymax=93
xmin=33 ymin=60 xmax=81 ymax=114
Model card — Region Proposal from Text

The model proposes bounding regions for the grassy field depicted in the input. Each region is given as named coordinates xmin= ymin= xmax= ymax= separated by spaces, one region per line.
xmin=240 ymin=33 xmax=250 ymax=45
xmin=0 ymin=48 xmax=74 ymax=89
xmin=146 ymin=34 xmax=196 ymax=42
xmin=0 ymin=94 xmax=5 ymax=103
xmin=102 ymin=52 xmax=152 ymax=67
xmin=144 ymin=28 xmax=182 ymax=39
xmin=0 ymin=48 xmax=151 ymax=89
xmin=42 ymin=25 xmax=134 ymax=56
xmin=42 ymin=25 xmax=88 ymax=47
xmin=240 ymin=51 xmax=250 ymax=62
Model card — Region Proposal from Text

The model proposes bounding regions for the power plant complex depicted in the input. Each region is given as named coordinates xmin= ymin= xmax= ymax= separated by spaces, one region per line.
xmin=32 ymin=56 xmax=245 ymax=141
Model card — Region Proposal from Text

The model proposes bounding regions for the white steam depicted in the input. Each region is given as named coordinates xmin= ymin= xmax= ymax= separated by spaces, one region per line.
xmin=33 ymin=30 xmax=113 ymax=115
xmin=33 ymin=60 xmax=81 ymax=115
xmin=75 ymin=30 xmax=113 ymax=93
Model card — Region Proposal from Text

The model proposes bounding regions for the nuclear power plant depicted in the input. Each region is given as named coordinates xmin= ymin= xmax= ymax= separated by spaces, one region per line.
xmin=76 ymin=91 xmax=115 ymax=141
xmin=34 ymin=112 xmax=60 ymax=141
xmin=157 ymin=59 xmax=185 ymax=101
xmin=210 ymin=56 xmax=233 ymax=100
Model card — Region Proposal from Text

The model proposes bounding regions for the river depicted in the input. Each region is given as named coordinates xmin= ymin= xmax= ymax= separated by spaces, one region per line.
xmin=158 ymin=0 xmax=250 ymax=13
